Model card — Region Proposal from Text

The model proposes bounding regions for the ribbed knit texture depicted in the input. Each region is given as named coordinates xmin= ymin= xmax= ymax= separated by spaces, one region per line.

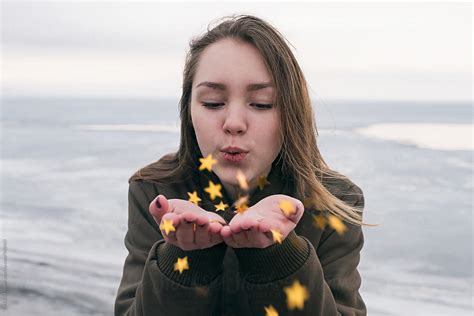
xmin=233 ymin=230 xmax=310 ymax=283
xmin=156 ymin=241 xmax=227 ymax=287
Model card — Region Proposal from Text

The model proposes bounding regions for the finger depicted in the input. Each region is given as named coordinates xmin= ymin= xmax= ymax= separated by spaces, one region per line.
xmin=209 ymin=230 xmax=224 ymax=246
xmin=208 ymin=221 xmax=224 ymax=234
xmin=226 ymin=219 xmax=250 ymax=247
xmin=238 ymin=216 xmax=260 ymax=231
xmin=258 ymin=220 xmax=271 ymax=234
xmin=176 ymin=213 xmax=197 ymax=250
xmin=230 ymin=223 xmax=243 ymax=234
xmin=286 ymin=199 xmax=305 ymax=224
xmin=160 ymin=212 xmax=180 ymax=243
xmin=194 ymin=214 xmax=210 ymax=226
xmin=246 ymin=225 xmax=273 ymax=248
xmin=228 ymin=214 xmax=251 ymax=233
xmin=149 ymin=194 xmax=169 ymax=223
xmin=220 ymin=225 xmax=233 ymax=239
xmin=181 ymin=211 xmax=198 ymax=223
xmin=220 ymin=226 xmax=239 ymax=248
xmin=192 ymin=213 xmax=213 ymax=246
xmin=194 ymin=221 xmax=211 ymax=245
xmin=261 ymin=222 xmax=286 ymax=244
xmin=231 ymin=230 xmax=248 ymax=248
xmin=222 ymin=234 xmax=239 ymax=248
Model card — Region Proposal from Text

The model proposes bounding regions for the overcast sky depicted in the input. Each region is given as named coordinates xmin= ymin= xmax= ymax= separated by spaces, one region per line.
xmin=2 ymin=1 xmax=472 ymax=102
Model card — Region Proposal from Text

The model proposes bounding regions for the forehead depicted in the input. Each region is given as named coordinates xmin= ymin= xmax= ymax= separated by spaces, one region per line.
xmin=193 ymin=39 xmax=274 ymax=93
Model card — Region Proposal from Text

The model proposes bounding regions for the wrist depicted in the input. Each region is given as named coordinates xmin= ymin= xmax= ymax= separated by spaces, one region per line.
xmin=233 ymin=230 xmax=309 ymax=283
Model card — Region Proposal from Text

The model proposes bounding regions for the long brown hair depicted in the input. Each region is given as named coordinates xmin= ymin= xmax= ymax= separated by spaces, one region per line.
xmin=130 ymin=14 xmax=374 ymax=227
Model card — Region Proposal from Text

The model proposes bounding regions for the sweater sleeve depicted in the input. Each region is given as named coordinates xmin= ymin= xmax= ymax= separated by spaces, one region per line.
xmin=114 ymin=180 xmax=227 ymax=316
xmin=233 ymin=186 xmax=366 ymax=315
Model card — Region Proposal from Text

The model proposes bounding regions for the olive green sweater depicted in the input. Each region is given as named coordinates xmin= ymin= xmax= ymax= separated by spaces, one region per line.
xmin=114 ymin=159 xmax=366 ymax=315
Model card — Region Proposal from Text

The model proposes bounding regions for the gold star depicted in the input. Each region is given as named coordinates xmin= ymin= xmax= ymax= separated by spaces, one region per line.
xmin=199 ymin=153 xmax=217 ymax=172
xmin=264 ymin=305 xmax=279 ymax=316
xmin=204 ymin=180 xmax=223 ymax=200
xmin=327 ymin=214 xmax=347 ymax=235
xmin=187 ymin=191 xmax=202 ymax=205
xmin=174 ymin=256 xmax=189 ymax=274
xmin=159 ymin=219 xmax=176 ymax=235
xmin=234 ymin=195 xmax=249 ymax=214
xmin=209 ymin=219 xmax=225 ymax=224
xmin=270 ymin=228 xmax=283 ymax=244
xmin=214 ymin=201 xmax=228 ymax=212
xmin=257 ymin=175 xmax=271 ymax=190
xmin=284 ymin=280 xmax=309 ymax=310
xmin=312 ymin=214 xmax=327 ymax=230
xmin=279 ymin=199 xmax=296 ymax=217
xmin=236 ymin=169 xmax=249 ymax=191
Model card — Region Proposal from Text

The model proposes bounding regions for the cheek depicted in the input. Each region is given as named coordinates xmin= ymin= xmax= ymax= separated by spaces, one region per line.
xmin=191 ymin=106 xmax=206 ymax=133
xmin=254 ymin=122 xmax=282 ymax=155
xmin=191 ymin=108 xmax=219 ymax=151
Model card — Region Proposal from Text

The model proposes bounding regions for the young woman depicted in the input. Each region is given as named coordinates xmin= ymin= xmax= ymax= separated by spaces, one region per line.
xmin=115 ymin=14 xmax=370 ymax=316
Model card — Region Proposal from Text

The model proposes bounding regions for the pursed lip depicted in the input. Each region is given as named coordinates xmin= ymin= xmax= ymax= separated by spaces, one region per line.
xmin=221 ymin=146 xmax=249 ymax=154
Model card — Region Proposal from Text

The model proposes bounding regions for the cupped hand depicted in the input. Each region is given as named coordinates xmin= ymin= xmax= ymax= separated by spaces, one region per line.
xmin=149 ymin=195 xmax=226 ymax=251
xmin=220 ymin=194 xmax=304 ymax=249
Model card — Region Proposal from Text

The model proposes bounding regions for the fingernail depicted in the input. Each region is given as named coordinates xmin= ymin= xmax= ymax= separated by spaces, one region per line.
xmin=155 ymin=197 xmax=161 ymax=208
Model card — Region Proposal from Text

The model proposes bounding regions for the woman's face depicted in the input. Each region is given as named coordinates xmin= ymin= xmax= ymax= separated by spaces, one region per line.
xmin=190 ymin=38 xmax=282 ymax=194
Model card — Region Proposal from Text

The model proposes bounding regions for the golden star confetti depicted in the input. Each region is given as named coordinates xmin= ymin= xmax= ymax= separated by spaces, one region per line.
xmin=279 ymin=199 xmax=296 ymax=217
xmin=270 ymin=228 xmax=283 ymax=244
xmin=174 ymin=256 xmax=189 ymax=274
xmin=199 ymin=153 xmax=218 ymax=172
xmin=209 ymin=218 xmax=225 ymax=224
xmin=284 ymin=280 xmax=309 ymax=310
xmin=264 ymin=305 xmax=279 ymax=316
xmin=187 ymin=191 xmax=202 ymax=205
xmin=204 ymin=180 xmax=223 ymax=200
xmin=159 ymin=219 xmax=176 ymax=235
xmin=234 ymin=195 xmax=249 ymax=214
xmin=257 ymin=175 xmax=271 ymax=190
xmin=236 ymin=169 xmax=249 ymax=190
xmin=312 ymin=214 xmax=327 ymax=230
xmin=327 ymin=214 xmax=347 ymax=235
xmin=214 ymin=201 xmax=228 ymax=212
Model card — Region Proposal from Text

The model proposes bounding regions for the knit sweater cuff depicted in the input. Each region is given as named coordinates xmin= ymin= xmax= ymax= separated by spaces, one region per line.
xmin=156 ymin=241 xmax=227 ymax=287
xmin=233 ymin=230 xmax=310 ymax=283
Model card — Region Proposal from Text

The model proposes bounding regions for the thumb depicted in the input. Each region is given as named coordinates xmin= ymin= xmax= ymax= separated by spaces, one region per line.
xmin=149 ymin=194 xmax=170 ymax=222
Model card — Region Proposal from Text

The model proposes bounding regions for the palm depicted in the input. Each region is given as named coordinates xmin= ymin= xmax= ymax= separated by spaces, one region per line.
xmin=221 ymin=194 xmax=304 ymax=248
xmin=149 ymin=195 xmax=226 ymax=251
xmin=237 ymin=194 xmax=300 ymax=229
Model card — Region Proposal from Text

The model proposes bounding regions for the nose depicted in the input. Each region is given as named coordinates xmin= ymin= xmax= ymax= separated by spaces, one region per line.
xmin=222 ymin=103 xmax=247 ymax=135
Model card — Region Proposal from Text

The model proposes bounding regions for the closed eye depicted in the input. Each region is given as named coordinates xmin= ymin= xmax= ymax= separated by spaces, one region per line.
xmin=252 ymin=103 xmax=273 ymax=109
xmin=201 ymin=102 xmax=224 ymax=108
xmin=201 ymin=102 xmax=273 ymax=110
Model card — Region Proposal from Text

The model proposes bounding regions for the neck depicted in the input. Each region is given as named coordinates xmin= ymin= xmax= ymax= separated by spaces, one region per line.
xmin=222 ymin=181 xmax=258 ymax=202
xmin=221 ymin=164 xmax=273 ymax=202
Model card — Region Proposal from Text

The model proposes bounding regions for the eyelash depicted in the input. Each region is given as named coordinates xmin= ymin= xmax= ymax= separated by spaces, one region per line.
xmin=201 ymin=102 xmax=273 ymax=110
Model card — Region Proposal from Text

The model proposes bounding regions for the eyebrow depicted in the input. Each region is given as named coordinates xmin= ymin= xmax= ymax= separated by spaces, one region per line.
xmin=195 ymin=81 xmax=274 ymax=91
